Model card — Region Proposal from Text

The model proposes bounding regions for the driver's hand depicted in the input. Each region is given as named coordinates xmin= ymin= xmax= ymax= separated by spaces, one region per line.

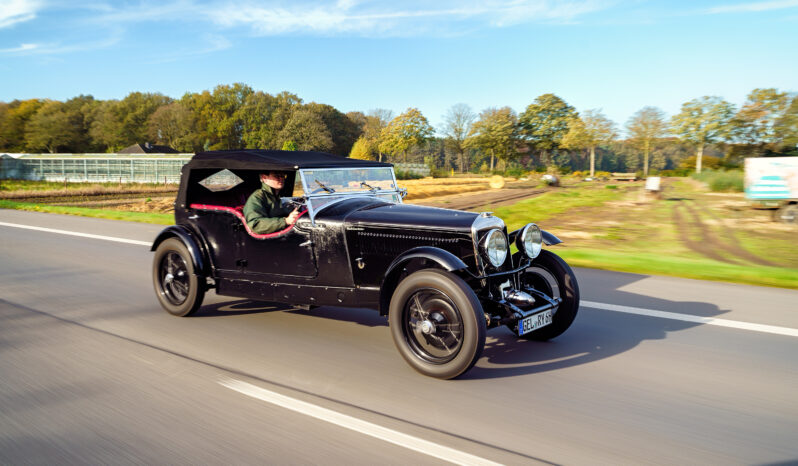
xmin=286 ymin=208 xmax=301 ymax=225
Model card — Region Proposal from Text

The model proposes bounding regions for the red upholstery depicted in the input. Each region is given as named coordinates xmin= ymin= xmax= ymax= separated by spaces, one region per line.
xmin=189 ymin=203 xmax=307 ymax=239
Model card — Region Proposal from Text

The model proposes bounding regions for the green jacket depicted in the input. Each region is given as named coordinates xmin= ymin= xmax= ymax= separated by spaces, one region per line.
xmin=243 ymin=183 xmax=292 ymax=234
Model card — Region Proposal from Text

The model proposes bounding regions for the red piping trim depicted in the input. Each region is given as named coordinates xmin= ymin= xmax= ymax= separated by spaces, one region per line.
xmin=189 ymin=203 xmax=307 ymax=239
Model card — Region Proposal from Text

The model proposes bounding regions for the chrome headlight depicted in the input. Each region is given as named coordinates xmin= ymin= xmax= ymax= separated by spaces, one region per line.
xmin=516 ymin=223 xmax=542 ymax=259
xmin=482 ymin=229 xmax=508 ymax=268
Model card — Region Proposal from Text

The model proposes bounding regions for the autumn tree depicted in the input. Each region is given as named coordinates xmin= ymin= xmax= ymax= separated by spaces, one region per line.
xmin=379 ymin=108 xmax=434 ymax=163
xmin=147 ymin=102 xmax=196 ymax=152
xmin=91 ymin=92 xmax=172 ymax=151
xmin=24 ymin=100 xmax=75 ymax=153
xmin=734 ymin=88 xmax=793 ymax=155
xmin=561 ymin=109 xmax=617 ymax=177
xmin=0 ymin=99 xmax=44 ymax=151
xmin=465 ymin=107 xmax=519 ymax=172
xmin=304 ymin=103 xmax=362 ymax=156
xmin=520 ymin=94 xmax=577 ymax=166
xmin=442 ymin=103 xmax=476 ymax=172
xmin=277 ymin=107 xmax=333 ymax=152
xmin=625 ymin=106 xmax=667 ymax=176
xmin=671 ymin=96 xmax=735 ymax=173
xmin=775 ymin=95 xmax=798 ymax=150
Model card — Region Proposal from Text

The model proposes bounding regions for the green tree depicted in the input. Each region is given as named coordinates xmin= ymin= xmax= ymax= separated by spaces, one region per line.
xmin=520 ymin=93 xmax=577 ymax=166
xmin=304 ymin=103 xmax=362 ymax=156
xmin=775 ymin=95 xmax=798 ymax=150
xmin=734 ymin=88 xmax=793 ymax=155
xmin=0 ymin=99 xmax=44 ymax=151
xmin=561 ymin=109 xmax=617 ymax=177
xmin=465 ymin=107 xmax=519 ymax=171
xmin=282 ymin=140 xmax=298 ymax=151
xmin=626 ymin=106 xmax=667 ymax=176
xmin=239 ymin=91 xmax=302 ymax=149
xmin=442 ymin=103 xmax=476 ymax=172
xmin=147 ymin=102 xmax=196 ymax=152
xmin=277 ymin=107 xmax=333 ymax=152
xmin=671 ymin=96 xmax=735 ymax=173
xmin=90 ymin=92 xmax=172 ymax=151
xmin=24 ymin=100 xmax=75 ymax=153
xmin=379 ymin=108 xmax=434 ymax=163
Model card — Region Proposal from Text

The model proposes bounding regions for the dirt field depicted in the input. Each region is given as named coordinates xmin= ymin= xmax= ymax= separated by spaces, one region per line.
xmin=6 ymin=176 xmax=794 ymax=269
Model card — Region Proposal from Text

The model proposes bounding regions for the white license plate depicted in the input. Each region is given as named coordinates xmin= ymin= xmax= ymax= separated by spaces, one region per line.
xmin=518 ymin=310 xmax=553 ymax=335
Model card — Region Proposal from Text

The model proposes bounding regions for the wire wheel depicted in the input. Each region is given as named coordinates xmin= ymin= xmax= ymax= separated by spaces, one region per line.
xmin=402 ymin=288 xmax=464 ymax=364
xmin=152 ymin=238 xmax=205 ymax=317
xmin=159 ymin=251 xmax=190 ymax=305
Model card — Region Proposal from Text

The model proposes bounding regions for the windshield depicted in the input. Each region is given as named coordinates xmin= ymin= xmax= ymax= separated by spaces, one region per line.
xmin=299 ymin=167 xmax=401 ymax=221
xmin=300 ymin=167 xmax=397 ymax=195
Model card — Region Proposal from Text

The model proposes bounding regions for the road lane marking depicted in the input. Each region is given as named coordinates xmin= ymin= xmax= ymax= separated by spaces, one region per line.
xmin=220 ymin=378 xmax=502 ymax=466
xmin=0 ymin=221 xmax=151 ymax=246
xmin=3 ymin=220 xmax=796 ymax=339
xmin=582 ymin=300 xmax=798 ymax=337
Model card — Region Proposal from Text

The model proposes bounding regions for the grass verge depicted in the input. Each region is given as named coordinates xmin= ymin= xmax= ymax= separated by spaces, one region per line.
xmin=556 ymin=248 xmax=798 ymax=290
xmin=0 ymin=200 xmax=173 ymax=225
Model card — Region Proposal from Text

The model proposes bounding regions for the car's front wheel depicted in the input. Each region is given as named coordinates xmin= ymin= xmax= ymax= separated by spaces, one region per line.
xmin=152 ymin=238 xmax=205 ymax=317
xmin=511 ymin=249 xmax=580 ymax=341
xmin=389 ymin=269 xmax=486 ymax=379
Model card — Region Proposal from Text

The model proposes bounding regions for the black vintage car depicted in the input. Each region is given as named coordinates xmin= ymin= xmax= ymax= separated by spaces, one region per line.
xmin=151 ymin=150 xmax=580 ymax=379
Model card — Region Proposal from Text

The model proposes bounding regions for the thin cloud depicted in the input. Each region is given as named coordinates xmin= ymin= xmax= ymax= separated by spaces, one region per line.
xmin=0 ymin=35 xmax=120 ymax=55
xmin=146 ymin=34 xmax=232 ymax=64
xmin=0 ymin=43 xmax=39 ymax=53
xmin=0 ymin=0 xmax=43 ymax=28
xmin=706 ymin=0 xmax=798 ymax=13
xmin=205 ymin=0 xmax=612 ymax=36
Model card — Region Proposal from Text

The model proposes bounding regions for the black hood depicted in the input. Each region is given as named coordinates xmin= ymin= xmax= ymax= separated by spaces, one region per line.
xmin=344 ymin=202 xmax=478 ymax=233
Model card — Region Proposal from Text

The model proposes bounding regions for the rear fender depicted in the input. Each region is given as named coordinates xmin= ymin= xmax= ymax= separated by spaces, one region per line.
xmin=151 ymin=225 xmax=208 ymax=275
xmin=378 ymin=246 xmax=469 ymax=315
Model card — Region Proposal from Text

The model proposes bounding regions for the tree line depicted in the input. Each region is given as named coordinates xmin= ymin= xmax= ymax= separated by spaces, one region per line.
xmin=1 ymin=83 xmax=796 ymax=175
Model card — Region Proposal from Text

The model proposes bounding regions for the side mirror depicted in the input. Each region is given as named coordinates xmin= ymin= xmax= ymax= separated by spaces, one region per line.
xmin=399 ymin=188 xmax=408 ymax=199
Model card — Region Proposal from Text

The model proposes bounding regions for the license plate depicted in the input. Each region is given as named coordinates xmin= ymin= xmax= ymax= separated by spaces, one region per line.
xmin=518 ymin=310 xmax=553 ymax=335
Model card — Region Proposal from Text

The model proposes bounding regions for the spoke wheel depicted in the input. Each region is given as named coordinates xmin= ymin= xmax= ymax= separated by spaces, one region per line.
xmin=402 ymin=289 xmax=464 ymax=364
xmin=389 ymin=269 xmax=485 ymax=379
xmin=152 ymin=238 xmax=205 ymax=317
xmin=510 ymin=249 xmax=579 ymax=341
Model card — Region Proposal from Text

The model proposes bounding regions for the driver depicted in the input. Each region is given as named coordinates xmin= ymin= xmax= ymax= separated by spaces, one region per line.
xmin=242 ymin=171 xmax=301 ymax=234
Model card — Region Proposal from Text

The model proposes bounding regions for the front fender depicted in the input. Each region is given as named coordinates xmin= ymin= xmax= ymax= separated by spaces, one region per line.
xmin=378 ymin=246 xmax=469 ymax=315
xmin=151 ymin=225 xmax=208 ymax=275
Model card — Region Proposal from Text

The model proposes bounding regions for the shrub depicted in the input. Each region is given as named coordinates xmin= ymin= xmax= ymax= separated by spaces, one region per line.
xmin=606 ymin=185 xmax=618 ymax=189
xmin=505 ymin=167 xmax=527 ymax=178
xmin=692 ymin=169 xmax=743 ymax=192
xmin=395 ymin=170 xmax=424 ymax=180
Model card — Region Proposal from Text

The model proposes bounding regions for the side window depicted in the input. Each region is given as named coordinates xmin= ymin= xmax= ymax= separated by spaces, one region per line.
xmin=199 ymin=169 xmax=244 ymax=192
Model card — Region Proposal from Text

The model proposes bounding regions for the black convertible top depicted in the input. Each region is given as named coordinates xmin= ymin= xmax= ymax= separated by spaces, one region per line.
xmin=188 ymin=149 xmax=392 ymax=170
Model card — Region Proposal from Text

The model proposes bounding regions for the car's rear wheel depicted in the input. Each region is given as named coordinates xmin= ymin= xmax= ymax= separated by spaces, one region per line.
xmin=511 ymin=249 xmax=579 ymax=341
xmin=389 ymin=269 xmax=485 ymax=379
xmin=152 ymin=238 xmax=205 ymax=317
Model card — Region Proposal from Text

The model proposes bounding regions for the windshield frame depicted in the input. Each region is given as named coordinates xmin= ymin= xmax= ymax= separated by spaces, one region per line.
xmin=298 ymin=166 xmax=402 ymax=224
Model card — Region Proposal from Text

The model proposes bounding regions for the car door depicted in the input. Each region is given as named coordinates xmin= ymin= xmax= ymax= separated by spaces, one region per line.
xmin=239 ymin=219 xmax=317 ymax=279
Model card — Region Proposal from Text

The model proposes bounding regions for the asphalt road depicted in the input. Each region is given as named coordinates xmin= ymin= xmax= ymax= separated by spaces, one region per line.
xmin=1 ymin=210 xmax=797 ymax=465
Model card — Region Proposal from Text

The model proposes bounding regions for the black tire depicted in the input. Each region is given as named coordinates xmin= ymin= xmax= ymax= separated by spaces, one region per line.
xmin=512 ymin=249 xmax=580 ymax=341
xmin=775 ymin=204 xmax=798 ymax=224
xmin=389 ymin=269 xmax=486 ymax=379
xmin=152 ymin=238 xmax=205 ymax=317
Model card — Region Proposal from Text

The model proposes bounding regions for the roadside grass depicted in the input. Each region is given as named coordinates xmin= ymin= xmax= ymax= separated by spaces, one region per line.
xmin=556 ymin=248 xmax=798 ymax=290
xmin=0 ymin=179 xmax=176 ymax=192
xmin=489 ymin=183 xmax=633 ymax=229
xmin=0 ymin=200 xmax=173 ymax=225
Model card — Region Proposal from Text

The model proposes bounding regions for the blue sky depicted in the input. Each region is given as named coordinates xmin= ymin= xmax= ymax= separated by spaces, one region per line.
xmin=1 ymin=0 xmax=796 ymax=134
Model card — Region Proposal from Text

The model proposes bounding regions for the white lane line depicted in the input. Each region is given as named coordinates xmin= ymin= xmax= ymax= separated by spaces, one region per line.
xmin=0 ymin=221 xmax=151 ymax=246
xmin=3 ymin=220 xmax=795 ymax=339
xmin=582 ymin=300 xmax=798 ymax=338
xmin=220 ymin=378 xmax=502 ymax=466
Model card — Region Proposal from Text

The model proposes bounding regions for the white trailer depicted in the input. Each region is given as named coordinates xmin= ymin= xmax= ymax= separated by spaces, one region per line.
xmin=745 ymin=157 xmax=798 ymax=223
